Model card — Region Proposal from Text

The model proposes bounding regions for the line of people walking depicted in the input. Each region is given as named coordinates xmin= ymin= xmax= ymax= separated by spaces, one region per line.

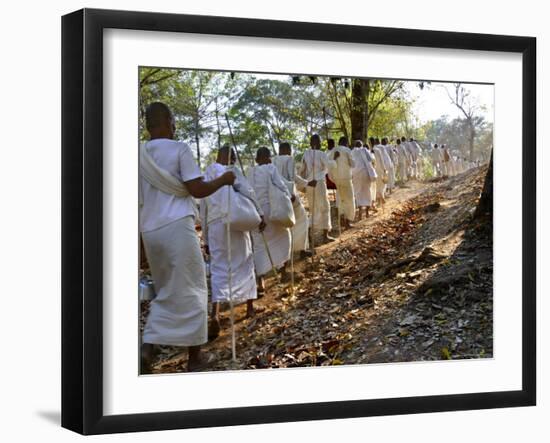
xmin=139 ymin=102 xmax=471 ymax=372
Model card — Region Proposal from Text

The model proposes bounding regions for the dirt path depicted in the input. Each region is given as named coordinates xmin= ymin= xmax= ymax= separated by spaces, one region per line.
xmin=150 ymin=169 xmax=492 ymax=373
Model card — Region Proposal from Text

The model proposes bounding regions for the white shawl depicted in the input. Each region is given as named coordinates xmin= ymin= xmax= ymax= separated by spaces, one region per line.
xmin=139 ymin=142 xmax=190 ymax=206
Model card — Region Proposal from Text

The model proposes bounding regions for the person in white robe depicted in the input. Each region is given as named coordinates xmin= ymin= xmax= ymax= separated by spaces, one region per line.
xmin=441 ymin=144 xmax=450 ymax=177
xmin=380 ymin=137 xmax=395 ymax=193
xmin=446 ymin=145 xmax=457 ymax=176
xmin=431 ymin=144 xmax=442 ymax=177
xmin=413 ymin=140 xmax=425 ymax=179
xmin=327 ymin=136 xmax=356 ymax=229
xmin=457 ymin=156 xmax=465 ymax=174
xmin=372 ymin=138 xmax=389 ymax=204
xmin=387 ymin=141 xmax=399 ymax=191
xmin=406 ymin=137 xmax=421 ymax=179
xmin=400 ymin=137 xmax=412 ymax=178
xmin=325 ymin=138 xmax=339 ymax=203
xmin=272 ymin=143 xmax=313 ymax=259
xmin=300 ymin=134 xmax=337 ymax=243
xmin=395 ymin=138 xmax=411 ymax=183
xmin=351 ymin=139 xmax=377 ymax=219
xmin=139 ymin=102 xmax=235 ymax=373
xmin=248 ymin=147 xmax=293 ymax=289
xmin=200 ymin=146 xmax=261 ymax=338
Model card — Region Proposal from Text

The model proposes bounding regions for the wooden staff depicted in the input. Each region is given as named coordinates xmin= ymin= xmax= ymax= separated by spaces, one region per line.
xmin=225 ymin=114 xmax=245 ymax=172
xmin=290 ymin=229 xmax=295 ymax=296
xmin=225 ymin=155 xmax=237 ymax=362
xmin=310 ymin=147 xmax=316 ymax=259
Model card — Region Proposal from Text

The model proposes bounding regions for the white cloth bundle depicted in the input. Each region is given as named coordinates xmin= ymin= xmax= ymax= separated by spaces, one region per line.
xmin=227 ymin=189 xmax=263 ymax=232
xmin=268 ymin=172 xmax=295 ymax=228
xmin=139 ymin=143 xmax=190 ymax=206
xmin=201 ymin=163 xmax=262 ymax=232
xmin=272 ymin=155 xmax=309 ymax=251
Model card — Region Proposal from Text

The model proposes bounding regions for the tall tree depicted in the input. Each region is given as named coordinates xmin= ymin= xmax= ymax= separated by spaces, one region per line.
xmin=351 ymin=78 xmax=368 ymax=141
xmin=445 ymin=83 xmax=485 ymax=162
xmin=324 ymin=78 xmax=405 ymax=142
xmin=139 ymin=69 xmax=245 ymax=166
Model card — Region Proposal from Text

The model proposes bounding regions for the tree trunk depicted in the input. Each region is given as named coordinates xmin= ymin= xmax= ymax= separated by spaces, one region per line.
xmin=364 ymin=79 xmax=369 ymax=139
xmin=475 ymin=149 xmax=493 ymax=218
xmin=351 ymin=79 xmax=368 ymax=142
xmin=468 ymin=122 xmax=475 ymax=162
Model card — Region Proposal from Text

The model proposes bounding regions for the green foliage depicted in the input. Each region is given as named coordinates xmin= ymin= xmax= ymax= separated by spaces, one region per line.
xmin=139 ymin=68 xmax=490 ymax=168
xmin=421 ymin=116 xmax=493 ymax=161
xmin=419 ymin=155 xmax=435 ymax=179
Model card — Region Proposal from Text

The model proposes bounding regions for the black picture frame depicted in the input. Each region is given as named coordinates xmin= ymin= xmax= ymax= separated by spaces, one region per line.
xmin=61 ymin=8 xmax=536 ymax=435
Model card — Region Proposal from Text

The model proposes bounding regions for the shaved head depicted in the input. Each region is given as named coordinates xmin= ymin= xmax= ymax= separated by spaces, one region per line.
xmin=338 ymin=136 xmax=349 ymax=147
xmin=310 ymin=134 xmax=321 ymax=149
xmin=279 ymin=142 xmax=291 ymax=155
xmin=256 ymin=146 xmax=272 ymax=165
xmin=145 ymin=102 xmax=173 ymax=134
xmin=217 ymin=144 xmax=236 ymax=165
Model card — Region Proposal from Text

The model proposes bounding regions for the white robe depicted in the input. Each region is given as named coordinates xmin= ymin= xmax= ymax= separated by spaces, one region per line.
xmin=430 ymin=148 xmax=442 ymax=177
xmin=200 ymin=163 xmax=257 ymax=304
xmin=405 ymin=141 xmax=419 ymax=179
xmin=328 ymin=146 xmax=356 ymax=221
xmin=397 ymin=144 xmax=411 ymax=182
xmin=352 ymin=147 xmax=376 ymax=207
xmin=247 ymin=164 xmax=292 ymax=276
xmin=272 ymin=155 xmax=309 ymax=252
xmin=373 ymin=145 xmax=389 ymax=199
xmin=457 ymin=158 xmax=465 ymax=174
xmin=300 ymin=149 xmax=335 ymax=231
xmin=383 ymin=145 xmax=396 ymax=190
xmin=413 ymin=141 xmax=423 ymax=178
xmin=441 ymin=147 xmax=451 ymax=176
xmin=142 ymin=216 xmax=207 ymax=346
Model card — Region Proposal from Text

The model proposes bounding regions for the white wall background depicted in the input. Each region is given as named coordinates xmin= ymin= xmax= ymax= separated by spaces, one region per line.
xmin=0 ymin=0 xmax=546 ymax=441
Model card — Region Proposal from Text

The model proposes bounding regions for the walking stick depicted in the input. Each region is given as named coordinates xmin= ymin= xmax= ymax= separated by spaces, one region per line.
xmin=225 ymin=183 xmax=237 ymax=362
xmin=334 ymin=176 xmax=342 ymax=239
xmin=310 ymin=148 xmax=316 ymax=260
xmin=225 ymin=114 xmax=245 ymax=172
xmin=225 ymin=114 xmax=279 ymax=280
xmin=290 ymin=229 xmax=295 ymax=296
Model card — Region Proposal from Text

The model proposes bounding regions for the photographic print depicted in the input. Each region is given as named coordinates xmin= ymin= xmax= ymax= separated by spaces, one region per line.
xmin=62 ymin=8 xmax=535 ymax=434
xmin=138 ymin=68 xmax=494 ymax=375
